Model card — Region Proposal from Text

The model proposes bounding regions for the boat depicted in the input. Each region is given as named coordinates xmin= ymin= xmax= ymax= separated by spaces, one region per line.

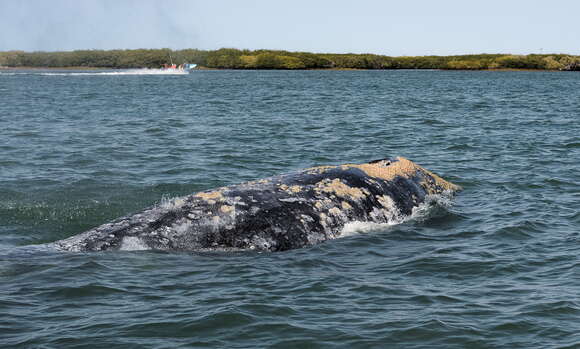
xmin=160 ymin=54 xmax=197 ymax=72
xmin=160 ymin=63 xmax=195 ymax=72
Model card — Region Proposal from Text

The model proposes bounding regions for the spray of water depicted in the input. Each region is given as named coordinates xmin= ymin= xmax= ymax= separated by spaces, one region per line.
xmin=40 ymin=69 xmax=189 ymax=76
xmin=340 ymin=192 xmax=455 ymax=237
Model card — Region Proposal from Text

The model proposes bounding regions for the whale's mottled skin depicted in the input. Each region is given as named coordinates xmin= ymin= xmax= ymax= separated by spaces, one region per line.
xmin=52 ymin=157 xmax=461 ymax=252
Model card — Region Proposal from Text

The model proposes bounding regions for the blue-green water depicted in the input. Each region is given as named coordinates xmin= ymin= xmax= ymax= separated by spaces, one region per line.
xmin=1 ymin=69 xmax=579 ymax=348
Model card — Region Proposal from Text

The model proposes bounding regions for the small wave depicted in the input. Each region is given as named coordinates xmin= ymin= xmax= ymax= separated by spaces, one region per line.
xmin=409 ymin=193 xmax=455 ymax=222
xmin=40 ymin=69 xmax=189 ymax=76
xmin=45 ymin=284 xmax=129 ymax=299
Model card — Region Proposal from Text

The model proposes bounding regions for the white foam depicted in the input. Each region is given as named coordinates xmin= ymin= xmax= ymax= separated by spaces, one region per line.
xmin=40 ymin=69 xmax=188 ymax=76
xmin=340 ymin=221 xmax=397 ymax=236
xmin=408 ymin=193 xmax=454 ymax=222
xmin=119 ymin=236 xmax=150 ymax=251
xmin=338 ymin=193 xmax=454 ymax=237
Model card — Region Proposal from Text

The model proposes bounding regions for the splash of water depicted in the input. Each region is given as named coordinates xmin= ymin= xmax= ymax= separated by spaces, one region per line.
xmin=340 ymin=193 xmax=455 ymax=237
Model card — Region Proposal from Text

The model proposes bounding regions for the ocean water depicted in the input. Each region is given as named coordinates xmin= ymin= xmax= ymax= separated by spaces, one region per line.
xmin=0 ymin=69 xmax=579 ymax=348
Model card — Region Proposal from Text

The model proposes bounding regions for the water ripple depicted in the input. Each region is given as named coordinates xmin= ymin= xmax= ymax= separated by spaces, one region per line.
xmin=1 ymin=70 xmax=579 ymax=347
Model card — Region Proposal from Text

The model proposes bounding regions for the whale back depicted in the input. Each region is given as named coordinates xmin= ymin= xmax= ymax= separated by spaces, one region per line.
xmin=53 ymin=157 xmax=460 ymax=252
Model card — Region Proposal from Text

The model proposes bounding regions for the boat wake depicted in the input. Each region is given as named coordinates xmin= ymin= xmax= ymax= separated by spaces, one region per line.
xmin=40 ymin=69 xmax=189 ymax=76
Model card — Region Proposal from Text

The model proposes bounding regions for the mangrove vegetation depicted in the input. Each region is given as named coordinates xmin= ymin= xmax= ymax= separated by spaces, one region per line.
xmin=1 ymin=48 xmax=579 ymax=71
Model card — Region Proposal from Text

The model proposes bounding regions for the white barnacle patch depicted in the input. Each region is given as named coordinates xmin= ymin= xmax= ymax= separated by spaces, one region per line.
xmin=368 ymin=194 xmax=403 ymax=224
xmin=322 ymin=207 xmax=349 ymax=236
xmin=376 ymin=195 xmax=395 ymax=210
xmin=119 ymin=236 xmax=150 ymax=251
xmin=328 ymin=207 xmax=343 ymax=217
xmin=220 ymin=205 xmax=234 ymax=214
xmin=300 ymin=214 xmax=315 ymax=223
xmin=314 ymin=178 xmax=368 ymax=201
xmin=173 ymin=219 xmax=193 ymax=234
xmin=314 ymin=198 xmax=334 ymax=210
xmin=306 ymin=230 xmax=326 ymax=245
xmin=194 ymin=190 xmax=225 ymax=205
xmin=278 ymin=184 xmax=303 ymax=194
xmin=318 ymin=212 xmax=329 ymax=229
xmin=288 ymin=185 xmax=302 ymax=193
xmin=279 ymin=197 xmax=305 ymax=203
xmin=247 ymin=235 xmax=276 ymax=250
xmin=341 ymin=157 xmax=460 ymax=193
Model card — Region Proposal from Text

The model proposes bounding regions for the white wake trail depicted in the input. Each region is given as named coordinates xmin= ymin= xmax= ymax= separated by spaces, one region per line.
xmin=40 ymin=69 xmax=189 ymax=76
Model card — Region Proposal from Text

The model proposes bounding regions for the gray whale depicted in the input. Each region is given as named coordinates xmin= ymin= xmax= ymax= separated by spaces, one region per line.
xmin=52 ymin=157 xmax=461 ymax=252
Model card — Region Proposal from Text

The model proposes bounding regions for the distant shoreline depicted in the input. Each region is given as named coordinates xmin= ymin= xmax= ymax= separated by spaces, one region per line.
xmin=0 ymin=66 xmax=569 ymax=72
xmin=2 ymin=48 xmax=579 ymax=71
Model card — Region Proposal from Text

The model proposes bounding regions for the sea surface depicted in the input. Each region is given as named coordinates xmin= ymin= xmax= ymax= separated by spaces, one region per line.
xmin=0 ymin=69 xmax=579 ymax=348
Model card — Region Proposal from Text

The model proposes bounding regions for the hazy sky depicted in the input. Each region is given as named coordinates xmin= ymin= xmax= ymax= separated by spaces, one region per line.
xmin=1 ymin=0 xmax=579 ymax=55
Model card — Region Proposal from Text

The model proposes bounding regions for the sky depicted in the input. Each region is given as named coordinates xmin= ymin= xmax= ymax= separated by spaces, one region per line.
xmin=1 ymin=0 xmax=579 ymax=56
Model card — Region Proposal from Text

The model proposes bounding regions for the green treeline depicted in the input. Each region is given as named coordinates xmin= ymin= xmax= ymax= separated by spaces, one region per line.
xmin=1 ymin=48 xmax=580 ymax=70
